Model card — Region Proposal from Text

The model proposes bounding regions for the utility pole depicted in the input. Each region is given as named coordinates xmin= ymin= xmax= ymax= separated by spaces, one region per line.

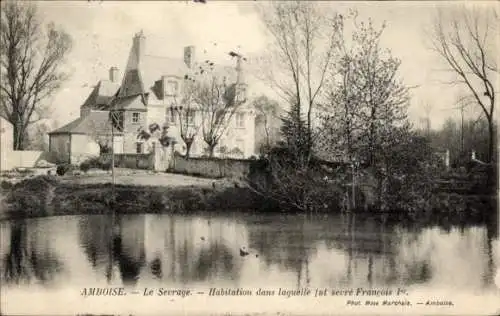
xmin=109 ymin=109 xmax=119 ymax=202
xmin=111 ymin=112 xmax=116 ymax=189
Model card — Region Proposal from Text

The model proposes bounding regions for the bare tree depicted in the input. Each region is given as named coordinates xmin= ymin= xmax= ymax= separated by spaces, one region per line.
xmin=171 ymin=78 xmax=201 ymax=158
xmin=193 ymin=68 xmax=246 ymax=158
xmin=0 ymin=1 xmax=72 ymax=150
xmin=258 ymin=1 xmax=343 ymax=165
xmin=429 ymin=6 xmax=498 ymax=162
xmin=252 ymin=95 xmax=281 ymax=154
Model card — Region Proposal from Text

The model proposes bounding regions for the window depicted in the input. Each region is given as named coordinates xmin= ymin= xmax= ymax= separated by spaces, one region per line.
xmin=132 ymin=112 xmax=140 ymax=124
xmin=136 ymin=142 xmax=143 ymax=154
xmin=166 ymin=80 xmax=178 ymax=96
xmin=111 ymin=111 xmax=124 ymax=132
xmin=235 ymin=113 xmax=245 ymax=128
xmin=186 ymin=109 xmax=195 ymax=126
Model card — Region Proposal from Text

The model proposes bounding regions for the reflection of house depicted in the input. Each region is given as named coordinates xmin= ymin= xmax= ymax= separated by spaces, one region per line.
xmin=49 ymin=31 xmax=257 ymax=164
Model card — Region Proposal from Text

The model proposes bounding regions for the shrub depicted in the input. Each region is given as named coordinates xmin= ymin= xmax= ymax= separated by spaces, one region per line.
xmin=1 ymin=180 xmax=12 ymax=190
xmin=101 ymin=161 xmax=112 ymax=171
xmin=79 ymin=156 xmax=113 ymax=171
xmin=79 ymin=162 xmax=91 ymax=173
xmin=56 ymin=164 xmax=75 ymax=176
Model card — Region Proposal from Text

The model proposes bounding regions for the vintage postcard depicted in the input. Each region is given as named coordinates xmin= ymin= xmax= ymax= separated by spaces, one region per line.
xmin=0 ymin=0 xmax=499 ymax=315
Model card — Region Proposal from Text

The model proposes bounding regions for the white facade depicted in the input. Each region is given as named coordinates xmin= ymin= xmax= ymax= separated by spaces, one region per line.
xmin=0 ymin=117 xmax=14 ymax=171
xmin=146 ymin=102 xmax=256 ymax=158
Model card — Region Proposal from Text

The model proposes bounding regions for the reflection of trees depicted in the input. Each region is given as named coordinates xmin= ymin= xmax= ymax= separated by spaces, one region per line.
xmin=402 ymin=260 xmax=432 ymax=285
xmin=393 ymin=228 xmax=433 ymax=286
xmin=71 ymin=213 xmax=495 ymax=290
xmin=246 ymin=216 xmax=317 ymax=287
xmin=193 ymin=242 xmax=235 ymax=282
xmin=485 ymin=211 xmax=497 ymax=287
xmin=165 ymin=217 xmax=239 ymax=284
xmin=78 ymin=214 xmax=146 ymax=286
xmin=246 ymin=214 xmax=400 ymax=288
xmin=150 ymin=257 xmax=162 ymax=279
xmin=3 ymin=221 xmax=30 ymax=283
xmin=112 ymin=231 xmax=145 ymax=286
xmin=3 ymin=220 xmax=65 ymax=285
xmin=78 ymin=215 xmax=113 ymax=268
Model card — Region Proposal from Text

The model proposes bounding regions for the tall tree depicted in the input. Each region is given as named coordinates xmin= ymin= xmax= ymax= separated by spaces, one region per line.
xmin=193 ymin=64 xmax=246 ymax=158
xmin=280 ymin=101 xmax=309 ymax=167
xmin=171 ymin=77 xmax=201 ymax=158
xmin=429 ymin=6 xmax=498 ymax=163
xmin=252 ymin=95 xmax=282 ymax=155
xmin=258 ymin=1 xmax=344 ymax=166
xmin=322 ymin=14 xmax=409 ymax=166
xmin=0 ymin=1 xmax=72 ymax=150
xmin=320 ymin=13 xmax=413 ymax=209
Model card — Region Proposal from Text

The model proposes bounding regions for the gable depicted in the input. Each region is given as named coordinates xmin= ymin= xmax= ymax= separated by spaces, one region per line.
xmin=112 ymin=94 xmax=147 ymax=111
xmin=81 ymin=80 xmax=120 ymax=110
xmin=118 ymin=69 xmax=146 ymax=98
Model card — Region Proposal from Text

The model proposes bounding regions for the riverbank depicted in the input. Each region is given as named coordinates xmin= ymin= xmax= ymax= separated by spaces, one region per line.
xmin=0 ymin=174 xmax=255 ymax=221
xmin=0 ymin=174 xmax=496 ymax=228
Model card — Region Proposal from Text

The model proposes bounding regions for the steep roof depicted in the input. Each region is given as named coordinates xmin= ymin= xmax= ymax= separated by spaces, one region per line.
xmin=48 ymin=111 xmax=118 ymax=135
xmin=140 ymin=55 xmax=238 ymax=94
xmin=118 ymin=69 xmax=146 ymax=98
xmin=81 ymin=80 xmax=120 ymax=110
xmin=112 ymin=94 xmax=147 ymax=111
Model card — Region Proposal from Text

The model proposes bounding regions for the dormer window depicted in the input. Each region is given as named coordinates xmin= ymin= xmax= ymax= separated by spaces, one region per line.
xmin=166 ymin=80 xmax=178 ymax=96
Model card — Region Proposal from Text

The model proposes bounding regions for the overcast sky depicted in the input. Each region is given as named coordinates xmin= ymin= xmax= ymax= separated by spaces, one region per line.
xmin=35 ymin=0 xmax=498 ymax=130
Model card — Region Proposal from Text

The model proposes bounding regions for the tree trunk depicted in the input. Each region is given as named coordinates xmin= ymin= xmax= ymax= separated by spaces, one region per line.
xmin=208 ymin=144 xmax=216 ymax=158
xmin=13 ymin=122 xmax=26 ymax=150
xmin=184 ymin=141 xmax=193 ymax=159
xmin=487 ymin=117 xmax=495 ymax=163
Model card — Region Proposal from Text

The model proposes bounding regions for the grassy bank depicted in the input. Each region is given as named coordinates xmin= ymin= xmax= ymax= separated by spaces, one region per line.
xmin=0 ymin=175 xmax=496 ymax=227
xmin=0 ymin=175 xmax=259 ymax=220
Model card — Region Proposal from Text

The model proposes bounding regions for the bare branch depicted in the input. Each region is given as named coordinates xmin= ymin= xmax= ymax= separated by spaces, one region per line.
xmin=0 ymin=2 xmax=72 ymax=149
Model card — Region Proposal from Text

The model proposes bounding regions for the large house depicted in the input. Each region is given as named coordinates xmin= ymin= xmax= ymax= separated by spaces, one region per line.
xmin=49 ymin=31 xmax=256 ymax=165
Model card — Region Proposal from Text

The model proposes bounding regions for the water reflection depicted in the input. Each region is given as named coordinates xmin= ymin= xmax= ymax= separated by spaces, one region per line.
xmin=0 ymin=213 xmax=498 ymax=293
xmin=1 ymin=219 xmax=66 ymax=286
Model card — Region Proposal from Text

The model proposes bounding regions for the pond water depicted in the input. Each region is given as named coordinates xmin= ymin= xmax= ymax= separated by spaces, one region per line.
xmin=1 ymin=212 xmax=499 ymax=315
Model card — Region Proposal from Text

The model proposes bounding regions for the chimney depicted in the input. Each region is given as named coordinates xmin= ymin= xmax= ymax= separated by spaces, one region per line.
xmin=236 ymin=55 xmax=245 ymax=84
xmin=184 ymin=46 xmax=195 ymax=68
xmin=161 ymin=76 xmax=168 ymax=99
xmin=109 ymin=67 xmax=119 ymax=83
xmin=133 ymin=30 xmax=146 ymax=67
